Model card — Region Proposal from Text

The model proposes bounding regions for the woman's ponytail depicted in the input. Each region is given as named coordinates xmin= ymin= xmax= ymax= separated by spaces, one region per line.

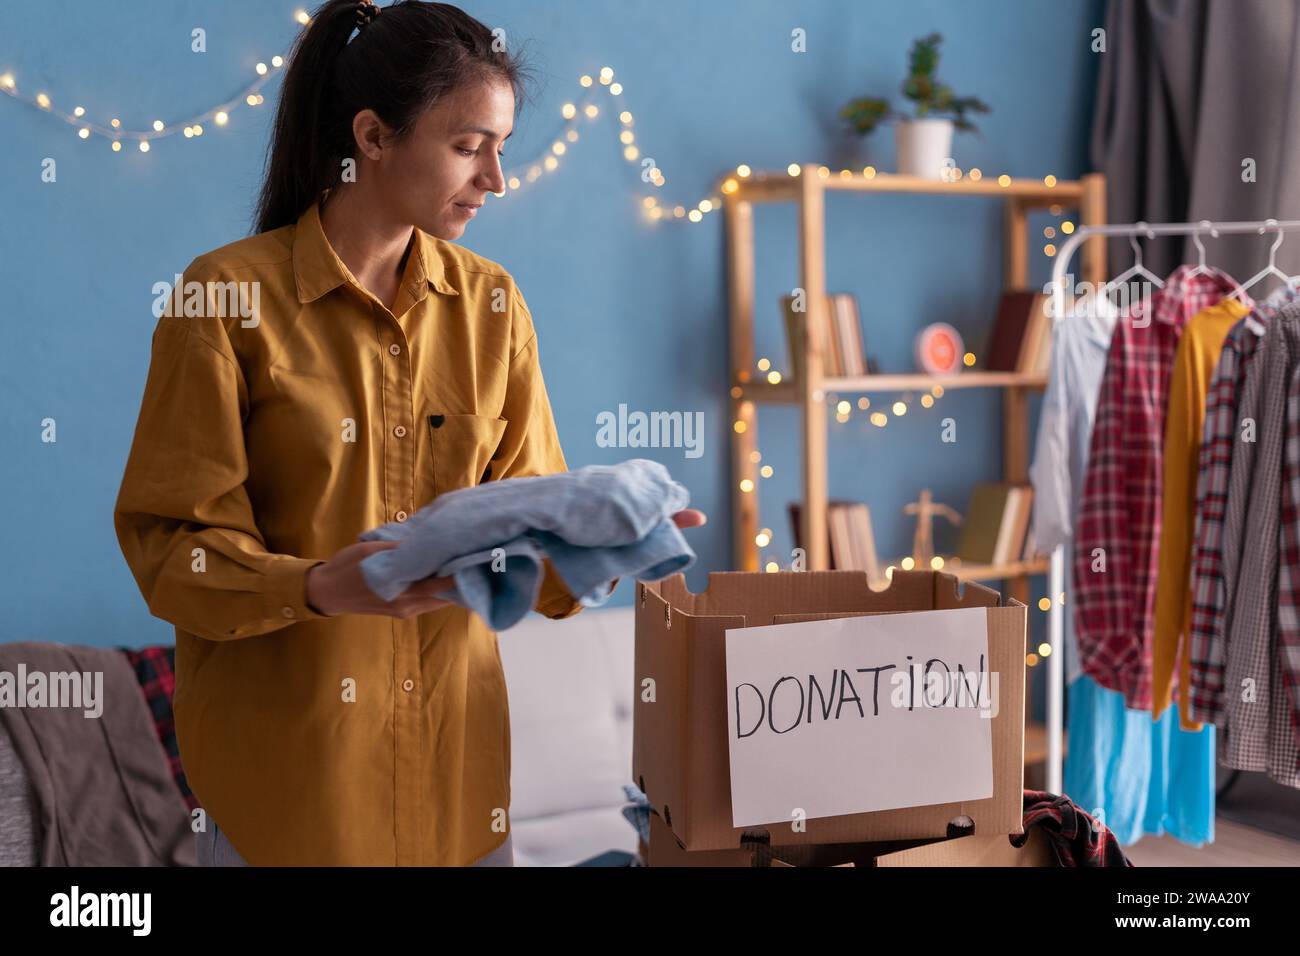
xmin=253 ymin=0 xmax=531 ymax=234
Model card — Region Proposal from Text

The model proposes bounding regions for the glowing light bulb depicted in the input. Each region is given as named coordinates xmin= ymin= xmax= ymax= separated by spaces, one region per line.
xmin=901 ymin=557 xmax=915 ymax=570
xmin=215 ymin=111 xmax=229 ymax=125
xmin=256 ymin=62 xmax=268 ymax=75
xmin=998 ymin=174 xmax=1011 ymax=187
xmin=73 ymin=106 xmax=85 ymax=117
xmin=272 ymin=56 xmax=284 ymax=68
xmin=153 ymin=120 xmax=164 ymax=131
xmin=787 ymin=163 xmax=801 ymax=176
xmin=111 ymin=140 xmax=122 ymax=152
xmin=760 ymin=465 xmax=773 ymax=478
xmin=609 ymin=82 xmax=622 ymax=95
xmin=561 ymin=103 xmax=576 ymax=119
xmin=77 ymin=127 xmax=89 ymax=139
xmin=295 ymin=9 xmax=310 ymax=25
xmin=138 ymin=140 xmax=150 ymax=152
xmin=739 ymin=479 xmax=754 ymax=493
xmin=767 ymin=370 xmax=782 ymax=384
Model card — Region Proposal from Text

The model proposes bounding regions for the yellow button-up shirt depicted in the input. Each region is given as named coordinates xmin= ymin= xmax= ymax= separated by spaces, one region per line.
xmin=113 ymin=199 xmax=583 ymax=865
xmin=1151 ymin=297 xmax=1249 ymax=730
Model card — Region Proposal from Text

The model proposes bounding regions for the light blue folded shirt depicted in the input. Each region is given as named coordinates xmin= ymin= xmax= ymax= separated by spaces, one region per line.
xmin=358 ymin=459 xmax=695 ymax=629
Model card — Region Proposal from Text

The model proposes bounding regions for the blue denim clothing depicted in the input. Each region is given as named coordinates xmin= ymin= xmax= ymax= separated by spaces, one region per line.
xmin=358 ymin=459 xmax=695 ymax=629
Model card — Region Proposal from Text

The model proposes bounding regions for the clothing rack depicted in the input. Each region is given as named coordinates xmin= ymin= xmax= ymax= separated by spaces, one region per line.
xmin=1043 ymin=217 xmax=1300 ymax=795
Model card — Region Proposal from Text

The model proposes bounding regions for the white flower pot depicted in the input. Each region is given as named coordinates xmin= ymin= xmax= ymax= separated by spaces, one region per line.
xmin=895 ymin=118 xmax=955 ymax=179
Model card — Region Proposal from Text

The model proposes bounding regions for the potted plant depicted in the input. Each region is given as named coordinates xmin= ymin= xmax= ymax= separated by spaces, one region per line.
xmin=841 ymin=33 xmax=990 ymax=179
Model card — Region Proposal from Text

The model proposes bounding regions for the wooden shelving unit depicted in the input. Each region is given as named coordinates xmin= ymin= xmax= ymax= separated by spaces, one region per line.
xmin=723 ymin=167 xmax=1105 ymax=771
xmin=723 ymin=166 xmax=1107 ymax=607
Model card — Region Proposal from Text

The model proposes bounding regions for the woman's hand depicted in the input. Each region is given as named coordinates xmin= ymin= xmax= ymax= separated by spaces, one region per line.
xmin=672 ymin=509 xmax=707 ymax=529
xmin=305 ymin=541 xmax=454 ymax=619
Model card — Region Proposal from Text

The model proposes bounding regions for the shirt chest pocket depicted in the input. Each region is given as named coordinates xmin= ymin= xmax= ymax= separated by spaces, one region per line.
xmin=427 ymin=413 xmax=508 ymax=498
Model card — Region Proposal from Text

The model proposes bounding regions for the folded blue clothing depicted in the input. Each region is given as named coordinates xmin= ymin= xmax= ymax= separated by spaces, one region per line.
xmin=358 ymin=459 xmax=695 ymax=628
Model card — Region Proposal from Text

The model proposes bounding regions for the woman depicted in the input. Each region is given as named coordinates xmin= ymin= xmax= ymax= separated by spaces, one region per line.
xmin=114 ymin=0 xmax=703 ymax=867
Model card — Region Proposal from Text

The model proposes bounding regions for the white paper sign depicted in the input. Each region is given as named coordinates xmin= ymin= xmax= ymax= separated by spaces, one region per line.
xmin=725 ymin=607 xmax=994 ymax=828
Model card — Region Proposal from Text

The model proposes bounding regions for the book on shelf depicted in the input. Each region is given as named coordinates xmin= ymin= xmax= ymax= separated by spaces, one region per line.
xmin=985 ymin=290 xmax=1051 ymax=375
xmin=831 ymin=293 xmax=867 ymax=376
xmin=780 ymin=292 xmax=866 ymax=378
xmin=956 ymin=483 xmax=1035 ymax=567
xmin=787 ymin=500 xmax=881 ymax=582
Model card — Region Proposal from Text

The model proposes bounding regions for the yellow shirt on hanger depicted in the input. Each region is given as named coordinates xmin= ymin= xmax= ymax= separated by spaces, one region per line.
xmin=113 ymin=199 xmax=584 ymax=865
xmin=1151 ymin=296 xmax=1250 ymax=730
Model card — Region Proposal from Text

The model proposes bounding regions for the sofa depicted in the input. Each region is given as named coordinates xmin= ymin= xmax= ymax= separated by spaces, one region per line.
xmin=0 ymin=605 xmax=639 ymax=867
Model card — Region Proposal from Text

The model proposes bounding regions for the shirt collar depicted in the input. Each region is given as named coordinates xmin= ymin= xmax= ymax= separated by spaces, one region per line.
xmin=1150 ymin=263 xmax=1244 ymax=325
xmin=293 ymin=199 xmax=461 ymax=304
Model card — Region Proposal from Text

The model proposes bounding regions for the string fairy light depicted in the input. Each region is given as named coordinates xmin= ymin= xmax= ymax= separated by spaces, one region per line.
xmin=0 ymin=10 xmax=302 ymax=149
xmin=5 ymin=13 xmax=1075 ymax=238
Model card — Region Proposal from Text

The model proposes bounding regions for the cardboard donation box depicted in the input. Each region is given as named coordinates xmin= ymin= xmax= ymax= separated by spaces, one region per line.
xmin=633 ymin=570 xmax=1027 ymax=853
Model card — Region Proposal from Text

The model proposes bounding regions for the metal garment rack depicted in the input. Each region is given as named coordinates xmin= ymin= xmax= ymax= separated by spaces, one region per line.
xmin=1044 ymin=217 xmax=1300 ymax=795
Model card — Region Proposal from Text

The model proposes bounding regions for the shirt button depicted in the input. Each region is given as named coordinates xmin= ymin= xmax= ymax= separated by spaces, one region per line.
xmin=281 ymin=606 xmax=295 ymax=619
xmin=394 ymin=425 xmax=407 ymax=438
xmin=395 ymin=510 xmax=408 ymax=522
xmin=402 ymin=679 xmax=415 ymax=692
xmin=389 ymin=343 xmax=402 ymax=356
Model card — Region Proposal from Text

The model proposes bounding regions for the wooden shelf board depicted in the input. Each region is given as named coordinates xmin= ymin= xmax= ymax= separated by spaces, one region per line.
xmin=736 ymin=371 xmax=1046 ymax=404
xmin=857 ymin=556 xmax=1049 ymax=588
xmin=729 ymin=170 xmax=1084 ymax=205
xmin=944 ymin=557 xmax=1050 ymax=581
xmin=825 ymin=371 xmax=1047 ymax=393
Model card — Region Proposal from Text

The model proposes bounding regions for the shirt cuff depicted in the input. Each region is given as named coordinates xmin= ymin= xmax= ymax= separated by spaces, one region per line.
xmin=264 ymin=557 xmax=333 ymax=624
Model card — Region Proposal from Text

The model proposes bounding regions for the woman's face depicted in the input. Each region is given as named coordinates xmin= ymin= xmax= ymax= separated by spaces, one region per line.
xmin=380 ymin=78 xmax=514 ymax=242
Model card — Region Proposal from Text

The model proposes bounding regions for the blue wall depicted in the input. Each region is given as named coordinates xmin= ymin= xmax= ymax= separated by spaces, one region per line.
xmin=1 ymin=0 xmax=1102 ymax=648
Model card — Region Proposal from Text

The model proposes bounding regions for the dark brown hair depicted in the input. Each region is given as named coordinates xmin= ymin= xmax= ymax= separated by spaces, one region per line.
xmin=254 ymin=0 xmax=532 ymax=233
